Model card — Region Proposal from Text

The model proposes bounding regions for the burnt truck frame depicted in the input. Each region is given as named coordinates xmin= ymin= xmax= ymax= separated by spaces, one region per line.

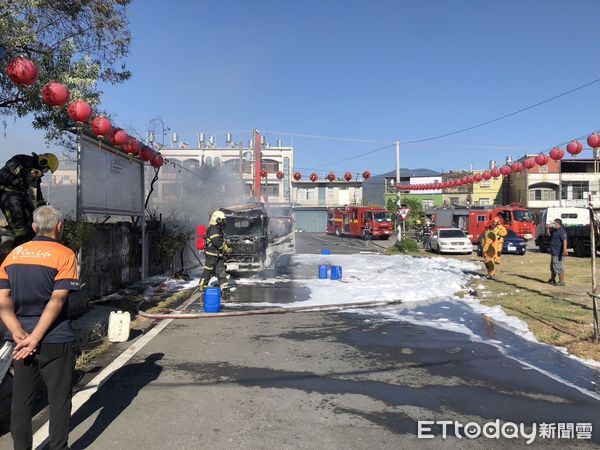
xmin=220 ymin=204 xmax=295 ymax=275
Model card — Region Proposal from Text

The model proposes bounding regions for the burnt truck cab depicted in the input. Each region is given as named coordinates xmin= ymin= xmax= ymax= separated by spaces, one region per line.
xmin=220 ymin=203 xmax=295 ymax=274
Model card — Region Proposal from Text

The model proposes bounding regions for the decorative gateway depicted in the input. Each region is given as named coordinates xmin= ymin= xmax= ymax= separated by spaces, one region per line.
xmin=219 ymin=203 xmax=295 ymax=275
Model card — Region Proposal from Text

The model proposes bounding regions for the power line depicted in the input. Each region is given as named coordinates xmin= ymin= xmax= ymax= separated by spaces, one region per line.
xmin=261 ymin=130 xmax=393 ymax=144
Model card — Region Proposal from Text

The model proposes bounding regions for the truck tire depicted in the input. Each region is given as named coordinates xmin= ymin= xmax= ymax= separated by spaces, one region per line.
xmin=573 ymin=240 xmax=590 ymax=258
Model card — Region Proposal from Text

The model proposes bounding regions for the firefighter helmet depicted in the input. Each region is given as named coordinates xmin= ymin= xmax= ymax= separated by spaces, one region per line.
xmin=209 ymin=210 xmax=226 ymax=226
xmin=38 ymin=153 xmax=59 ymax=173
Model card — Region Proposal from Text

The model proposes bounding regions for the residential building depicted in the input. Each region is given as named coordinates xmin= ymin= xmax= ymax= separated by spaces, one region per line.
xmin=386 ymin=175 xmax=444 ymax=209
xmin=363 ymin=168 xmax=441 ymax=206
xmin=441 ymin=171 xmax=475 ymax=206
xmin=292 ymin=179 xmax=363 ymax=232
xmin=472 ymin=170 xmax=503 ymax=206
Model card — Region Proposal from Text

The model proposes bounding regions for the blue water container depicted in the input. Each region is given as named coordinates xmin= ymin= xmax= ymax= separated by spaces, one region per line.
xmin=203 ymin=287 xmax=221 ymax=313
xmin=320 ymin=249 xmax=332 ymax=255
xmin=318 ymin=264 xmax=329 ymax=279
xmin=330 ymin=265 xmax=343 ymax=280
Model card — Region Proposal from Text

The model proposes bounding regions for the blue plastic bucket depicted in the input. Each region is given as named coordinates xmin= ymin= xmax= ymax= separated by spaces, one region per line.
xmin=318 ymin=264 xmax=329 ymax=279
xmin=203 ymin=287 xmax=221 ymax=312
xmin=330 ymin=265 xmax=343 ymax=280
xmin=320 ymin=249 xmax=332 ymax=255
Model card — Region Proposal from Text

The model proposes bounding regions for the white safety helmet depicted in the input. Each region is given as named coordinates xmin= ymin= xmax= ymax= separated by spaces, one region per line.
xmin=209 ymin=210 xmax=226 ymax=226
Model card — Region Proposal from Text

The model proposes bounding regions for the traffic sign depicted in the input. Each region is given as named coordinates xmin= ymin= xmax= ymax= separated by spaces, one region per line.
xmin=398 ymin=208 xmax=411 ymax=221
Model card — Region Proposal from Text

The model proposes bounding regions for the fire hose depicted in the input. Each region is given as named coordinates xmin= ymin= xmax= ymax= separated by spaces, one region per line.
xmin=137 ymin=294 xmax=403 ymax=320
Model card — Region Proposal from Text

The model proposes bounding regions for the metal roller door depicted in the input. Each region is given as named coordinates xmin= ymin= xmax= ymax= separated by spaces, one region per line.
xmin=294 ymin=210 xmax=327 ymax=232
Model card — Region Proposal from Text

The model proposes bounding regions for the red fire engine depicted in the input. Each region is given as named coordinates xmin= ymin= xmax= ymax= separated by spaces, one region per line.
xmin=467 ymin=204 xmax=536 ymax=243
xmin=327 ymin=206 xmax=393 ymax=240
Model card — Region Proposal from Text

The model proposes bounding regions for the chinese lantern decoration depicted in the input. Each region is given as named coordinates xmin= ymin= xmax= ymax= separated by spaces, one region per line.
xmin=90 ymin=116 xmax=112 ymax=139
xmin=466 ymin=175 xmax=474 ymax=183
xmin=123 ymin=137 xmax=141 ymax=156
xmin=344 ymin=172 xmax=352 ymax=181
xmin=549 ymin=147 xmax=563 ymax=161
xmin=326 ymin=172 xmax=336 ymax=182
xmin=511 ymin=162 xmax=523 ymax=173
xmin=6 ymin=57 xmax=38 ymax=85
xmin=41 ymin=81 xmax=69 ymax=107
xmin=151 ymin=153 xmax=164 ymax=168
xmin=310 ymin=173 xmax=318 ymax=183
xmin=566 ymin=140 xmax=583 ymax=156
xmin=482 ymin=171 xmax=492 ymax=180
xmin=473 ymin=173 xmax=483 ymax=182
xmin=490 ymin=167 xmax=501 ymax=178
xmin=293 ymin=172 xmax=302 ymax=181
xmin=111 ymin=129 xmax=128 ymax=148
xmin=67 ymin=100 xmax=92 ymax=123
xmin=362 ymin=170 xmax=371 ymax=180
xmin=523 ymin=158 xmax=536 ymax=170
xmin=276 ymin=171 xmax=285 ymax=180
xmin=140 ymin=146 xmax=154 ymax=162
xmin=260 ymin=169 xmax=268 ymax=178
xmin=588 ymin=133 xmax=600 ymax=149
xmin=499 ymin=165 xmax=512 ymax=176
xmin=535 ymin=153 xmax=548 ymax=165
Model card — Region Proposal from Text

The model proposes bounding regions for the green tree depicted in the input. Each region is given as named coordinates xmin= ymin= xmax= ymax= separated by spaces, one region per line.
xmin=0 ymin=0 xmax=132 ymax=143
xmin=400 ymin=197 xmax=425 ymax=229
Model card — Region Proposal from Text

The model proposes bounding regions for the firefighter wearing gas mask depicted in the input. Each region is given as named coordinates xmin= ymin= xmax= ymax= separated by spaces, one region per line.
xmin=0 ymin=152 xmax=59 ymax=247
xmin=198 ymin=210 xmax=232 ymax=295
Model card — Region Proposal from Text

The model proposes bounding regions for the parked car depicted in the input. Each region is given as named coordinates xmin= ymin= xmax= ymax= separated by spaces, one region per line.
xmin=428 ymin=228 xmax=472 ymax=255
xmin=477 ymin=229 xmax=527 ymax=256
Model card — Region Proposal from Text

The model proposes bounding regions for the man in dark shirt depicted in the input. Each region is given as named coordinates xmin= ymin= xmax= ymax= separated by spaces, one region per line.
xmin=548 ymin=218 xmax=568 ymax=286
xmin=0 ymin=205 xmax=79 ymax=450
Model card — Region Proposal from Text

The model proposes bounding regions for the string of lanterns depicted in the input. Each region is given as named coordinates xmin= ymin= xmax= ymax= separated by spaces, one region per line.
xmin=4 ymin=55 xmax=164 ymax=169
xmin=396 ymin=136 xmax=594 ymax=192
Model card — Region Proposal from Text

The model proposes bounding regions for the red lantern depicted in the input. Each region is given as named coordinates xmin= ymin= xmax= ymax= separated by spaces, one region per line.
xmin=293 ymin=172 xmax=302 ymax=181
xmin=140 ymin=146 xmax=154 ymax=162
xmin=41 ymin=81 xmax=69 ymax=107
xmin=344 ymin=172 xmax=352 ymax=181
xmin=482 ymin=171 xmax=492 ymax=180
xmin=6 ymin=57 xmax=38 ymax=85
xmin=567 ymin=140 xmax=583 ymax=156
xmin=276 ymin=171 xmax=285 ymax=180
xmin=588 ymin=133 xmax=600 ymax=149
xmin=326 ymin=172 xmax=336 ymax=182
xmin=151 ymin=153 xmax=164 ymax=168
xmin=310 ymin=173 xmax=318 ymax=183
xmin=535 ymin=153 xmax=548 ymax=166
xmin=124 ymin=137 xmax=141 ymax=156
xmin=67 ymin=100 xmax=92 ymax=123
xmin=473 ymin=173 xmax=483 ymax=182
xmin=260 ymin=169 xmax=268 ymax=178
xmin=549 ymin=147 xmax=563 ymax=161
xmin=523 ymin=158 xmax=536 ymax=170
xmin=362 ymin=170 xmax=371 ymax=180
xmin=499 ymin=166 xmax=512 ymax=176
xmin=490 ymin=168 xmax=500 ymax=178
xmin=111 ymin=129 xmax=128 ymax=148
xmin=90 ymin=116 xmax=112 ymax=139
xmin=511 ymin=162 xmax=523 ymax=173
xmin=466 ymin=176 xmax=474 ymax=183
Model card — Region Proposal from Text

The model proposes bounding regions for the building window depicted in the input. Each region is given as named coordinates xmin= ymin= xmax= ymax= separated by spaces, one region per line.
xmin=449 ymin=197 xmax=459 ymax=204
xmin=214 ymin=157 xmax=221 ymax=167
xmin=265 ymin=184 xmax=279 ymax=197
xmin=307 ymin=189 xmax=316 ymax=201
xmin=529 ymin=189 xmax=556 ymax=201
xmin=479 ymin=198 xmax=490 ymax=206
xmin=205 ymin=157 xmax=212 ymax=166
xmin=326 ymin=187 xmax=336 ymax=204
xmin=479 ymin=180 xmax=491 ymax=188
xmin=422 ymin=199 xmax=434 ymax=208
xmin=561 ymin=181 xmax=590 ymax=200
xmin=262 ymin=159 xmax=279 ymax=172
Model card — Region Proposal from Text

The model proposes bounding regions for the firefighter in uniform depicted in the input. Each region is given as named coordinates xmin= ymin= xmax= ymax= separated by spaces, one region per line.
xmin=0 ymin=152 xmax=59 ymax=247
xmin=198 ymin=210 xmax=232 ymax=295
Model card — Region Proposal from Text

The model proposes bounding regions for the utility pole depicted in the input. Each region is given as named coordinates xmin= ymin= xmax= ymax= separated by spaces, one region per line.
xmin=589 ymin=194 xmax=599 ymax=341
xmin=395 ymin=140 xmax=403 ymax=239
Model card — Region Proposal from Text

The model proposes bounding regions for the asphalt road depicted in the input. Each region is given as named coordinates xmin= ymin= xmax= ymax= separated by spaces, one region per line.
xmin=1 ymin=233 xmax=599 ymax=449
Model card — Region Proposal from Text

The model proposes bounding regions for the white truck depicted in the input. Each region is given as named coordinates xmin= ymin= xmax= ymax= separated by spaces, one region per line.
xmin=535 ymin=207 xmax=599 ymax=257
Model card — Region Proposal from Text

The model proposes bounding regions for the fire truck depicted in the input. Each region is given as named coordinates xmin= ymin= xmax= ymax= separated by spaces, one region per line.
xmin=327 ymin=206 xmax=393 ymax=240
xmin=467 ymin=204 xmax=536 ymax=243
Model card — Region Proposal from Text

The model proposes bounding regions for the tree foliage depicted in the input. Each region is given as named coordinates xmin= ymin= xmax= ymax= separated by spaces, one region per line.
xmin=400 ymin=196 xmax=425 ymax=228
xmin=0 ymin=0 xmax=132 ymax=144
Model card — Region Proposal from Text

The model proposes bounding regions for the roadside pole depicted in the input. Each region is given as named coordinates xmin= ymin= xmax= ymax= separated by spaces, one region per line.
xmin=589 ymin=194 xmax=599 ymax=341
xmin=395 ymin=140 xmax=403 ymax=240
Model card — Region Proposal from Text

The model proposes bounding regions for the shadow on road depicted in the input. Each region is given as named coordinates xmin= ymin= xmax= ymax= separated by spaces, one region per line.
xmin=69 ymin=353 xmax=164 ymax=450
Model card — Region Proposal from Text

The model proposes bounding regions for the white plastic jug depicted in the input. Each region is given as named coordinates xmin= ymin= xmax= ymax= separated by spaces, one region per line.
xmin=107 ymin=311 xmax=131 ymax=343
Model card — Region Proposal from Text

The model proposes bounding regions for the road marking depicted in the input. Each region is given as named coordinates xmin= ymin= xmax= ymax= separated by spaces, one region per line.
xmin=32 ymin=293 xmax=198 ymax=449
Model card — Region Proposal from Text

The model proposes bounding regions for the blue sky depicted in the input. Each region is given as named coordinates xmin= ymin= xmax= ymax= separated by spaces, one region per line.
xmin=3 ymin=0 xmax=600 ymax=175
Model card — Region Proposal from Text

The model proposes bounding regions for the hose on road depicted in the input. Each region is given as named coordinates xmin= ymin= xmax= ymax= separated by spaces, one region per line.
xmin=137 ymin=297 xmax=403 ymax=319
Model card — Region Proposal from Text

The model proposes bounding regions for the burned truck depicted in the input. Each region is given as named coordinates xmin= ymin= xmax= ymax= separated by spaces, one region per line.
xmin=220 ymin=203 xmax=295 ymax=275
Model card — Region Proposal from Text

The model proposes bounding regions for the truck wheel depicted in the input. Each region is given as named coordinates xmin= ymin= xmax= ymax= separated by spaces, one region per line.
xmin=573 ymin=241 xmax=590 ymax=257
